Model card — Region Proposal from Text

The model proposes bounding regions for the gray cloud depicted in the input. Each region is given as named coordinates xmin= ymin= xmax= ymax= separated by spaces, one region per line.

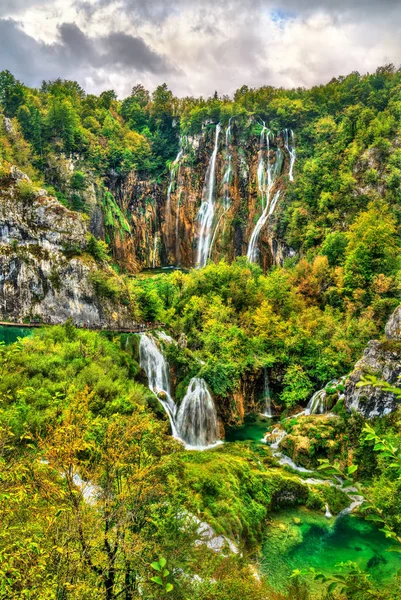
xmin=0 ymin=19 xmax=176 ymax=90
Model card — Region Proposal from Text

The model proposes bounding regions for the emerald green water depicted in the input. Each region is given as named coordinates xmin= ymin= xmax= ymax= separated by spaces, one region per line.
xmin=0 ymin=326 xmax=33 ymax=345
xmin=261 ymin=508 xmax=401 ymax=591
xmin=225 ymin=414 xmax=272 ymax=442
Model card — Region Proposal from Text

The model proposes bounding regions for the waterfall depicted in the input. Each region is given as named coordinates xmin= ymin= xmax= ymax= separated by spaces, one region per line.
xmin=247 ymin=127 xmax=281 ymax=263
xmin=175 ymin=377 xmax=221 ymax=449
xmin=262 ymin=368 xmax=273 ymax=417
xmin=196 ymin=123 xmax=221 ymax=268
xmin=140 ymin=335 xmax=221 ymax=449
xmin=325 ymin=503 xmax=333 ymax=519
xmin=284 ymin=128 xmax=296 ymax=182
xmin=139 ymin=334 xmax=178 ymax=437
xmin=208 ymin=119 xmax=233 ymax=260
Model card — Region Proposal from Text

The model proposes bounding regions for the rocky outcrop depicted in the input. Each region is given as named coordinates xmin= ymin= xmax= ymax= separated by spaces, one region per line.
xmin=0 ymin=171 xmax=137 ymax=328
xmin=345 ymin=306 xmax=401 ymax=418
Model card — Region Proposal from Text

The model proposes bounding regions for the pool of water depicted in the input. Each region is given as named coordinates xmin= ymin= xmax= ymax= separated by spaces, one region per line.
xmin=0 ymin=326 xmax=33 ymax=345
xmin=261 ymin=508 xmax=401 ymax=591
xmin=225 ymin=414 xmax=275 ymax=443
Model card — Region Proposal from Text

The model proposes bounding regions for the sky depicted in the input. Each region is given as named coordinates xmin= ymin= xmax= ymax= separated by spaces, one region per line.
xmin=0 ymin=0 xmax=401 ymax=98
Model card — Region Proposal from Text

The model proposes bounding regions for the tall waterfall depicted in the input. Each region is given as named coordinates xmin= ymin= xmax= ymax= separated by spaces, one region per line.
xmin=196 ymin=123 xmax=221 ymax=268
xmin=139 ymin=334 xmax=221 ymax=449
xmin=223 ymin=117 xmax=233 ymax=209
xmin=247 ymin=128 xmax=281 ymax=263
xmin=284 ymin=128 xmax=296 ymax=182
xmin=262 ymin=368 xmax=273 ymax=417
xmin=176 ymin=377 xmax=221 ymax=449
xmin=208 ymin=119 xmax=233 ymax=259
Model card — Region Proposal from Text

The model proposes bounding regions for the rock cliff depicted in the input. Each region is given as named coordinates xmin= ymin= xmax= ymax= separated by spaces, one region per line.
xmin=344 ymin=305 xmax=401 ymax=418
xmin=0 ymin=169 xmax=137 ymax=328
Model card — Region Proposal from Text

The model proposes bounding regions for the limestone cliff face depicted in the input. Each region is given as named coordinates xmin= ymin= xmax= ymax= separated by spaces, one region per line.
xmin=344 ymin=306 xmax=401 ymax=418
xmin=114 ymin=123 xmax=296 ymax=271
xmin=0 ymin=170 xmax=136 ymax=328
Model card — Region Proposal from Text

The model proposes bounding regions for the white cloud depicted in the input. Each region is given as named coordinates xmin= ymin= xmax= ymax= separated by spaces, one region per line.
xmin=1 ymin=0 xmax=401 ymax=97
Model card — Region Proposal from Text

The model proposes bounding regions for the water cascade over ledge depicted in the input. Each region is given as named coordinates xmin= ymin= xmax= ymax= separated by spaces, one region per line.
xmin=139 ymin=334 xmax=221 ymax=449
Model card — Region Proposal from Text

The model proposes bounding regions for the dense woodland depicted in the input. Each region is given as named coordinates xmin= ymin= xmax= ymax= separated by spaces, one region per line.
xmin=2 ymin=66 xmax=401 ymax=598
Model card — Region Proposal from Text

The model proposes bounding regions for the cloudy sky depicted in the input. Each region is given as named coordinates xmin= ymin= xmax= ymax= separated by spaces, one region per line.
xmin=1 ymin=0 xmax=400 ymax=98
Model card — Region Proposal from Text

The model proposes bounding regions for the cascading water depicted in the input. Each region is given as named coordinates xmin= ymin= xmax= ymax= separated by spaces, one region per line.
xmin=208 ymin=119 xmax=233 ymax=259
xmin=175 ymin=377 xmax=221 ymax=449
xmin=139 ymin=334 xmax=221 ymax=449
xmin=196 ymin=123 xmax=221 ymax=268
xmin=306 ymin=388 xmax=327 ymax=415
xmin=247 ymin=127 xmax=281 ymax=263
xmin=266 ymin=427 xmax=312 ymax=473
xmin=283 ymin=128 xmax=296 ymax=182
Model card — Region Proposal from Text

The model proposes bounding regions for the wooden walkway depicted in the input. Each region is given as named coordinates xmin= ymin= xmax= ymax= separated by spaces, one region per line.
xmin=0 ymin=321 xmax=159 ymax=334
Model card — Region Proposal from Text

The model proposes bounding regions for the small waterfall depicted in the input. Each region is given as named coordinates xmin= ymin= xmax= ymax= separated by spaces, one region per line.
xmin=196 ymin=123 xmax=221 ymax=268
xmin=325 ymin=503 xmax=333 ymax=519
xmin=306 ymin=388 xmax=327 ymax=415
xmin=247 ymin=127 xmax=281 ymax=263
xmin=262 ymin=368 xmax=273 ymax=417
xmin=284 ymin=128 xmax=296 ymax=182
xmin=305 ymin=378 xmax=342 ymax=415
xmin=175 ymin=377 xmax=221 ymax=449
xmin=140 ymin=335 xmax=221 ymax=449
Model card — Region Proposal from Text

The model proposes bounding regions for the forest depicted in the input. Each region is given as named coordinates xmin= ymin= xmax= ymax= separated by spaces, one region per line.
xmin=1 ymin=64 xmax=401 ymax=598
